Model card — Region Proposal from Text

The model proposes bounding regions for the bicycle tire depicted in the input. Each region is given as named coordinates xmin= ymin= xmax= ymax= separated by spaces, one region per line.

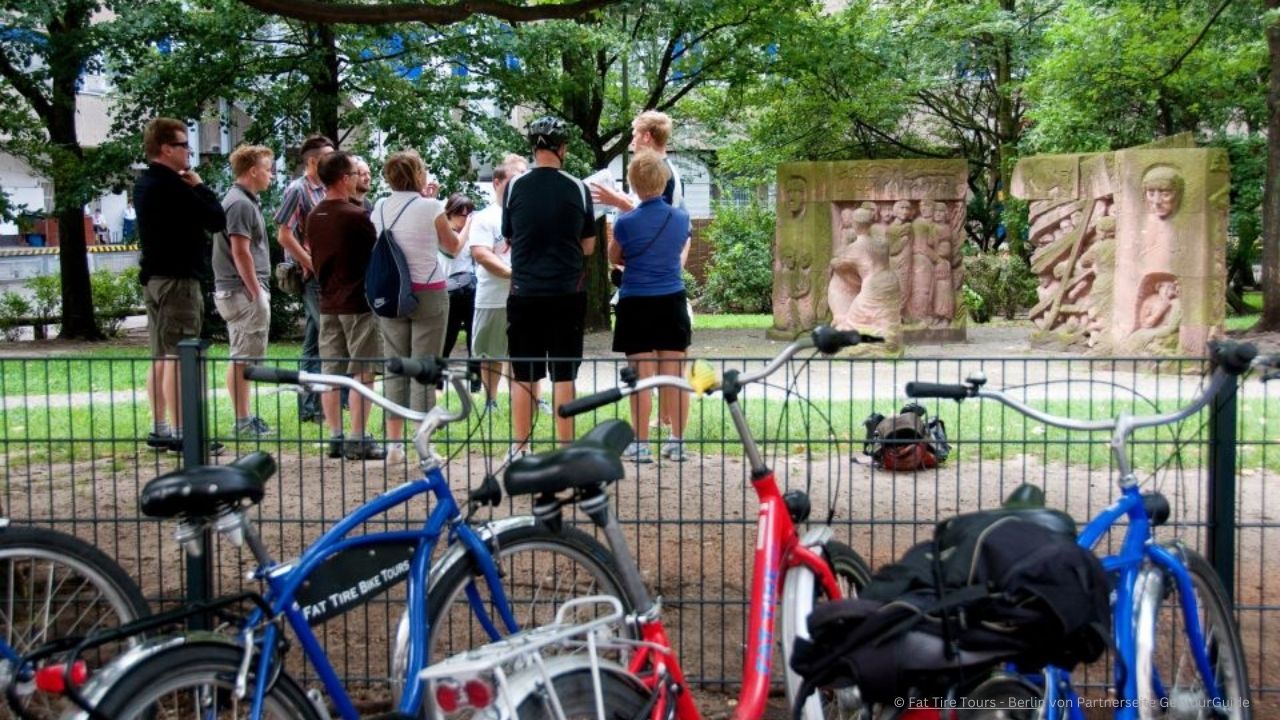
xmin=514 ymin=666 xmax=649 ymax=720
xmin=0 ymin=524 xmax=150 ymax=720
xmin=1136 ymin=546 xmax=1251 ymax=720
xmin=390 ymin=523 xmax=636 ymax=711
xmin=788 ymin=540 xmax=873 ymax=720
xmin=87 ymin=643 xmax=320 ymax=720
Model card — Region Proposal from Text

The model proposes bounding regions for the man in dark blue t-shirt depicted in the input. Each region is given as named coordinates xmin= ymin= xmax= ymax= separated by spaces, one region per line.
xmin=502 ymin=116 xmax=596 ymax=451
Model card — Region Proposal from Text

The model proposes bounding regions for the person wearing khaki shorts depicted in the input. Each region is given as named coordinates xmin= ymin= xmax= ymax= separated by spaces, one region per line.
xmin=308 ymin=151 xmax=388 ymax=461
xmin=213 ymin=145 xmax=276 ymax=439
xmin=134 ymin=117 xmax=227 ymax=452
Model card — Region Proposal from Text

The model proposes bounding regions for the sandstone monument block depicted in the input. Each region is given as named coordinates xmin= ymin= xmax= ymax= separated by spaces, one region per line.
xmin=1012 ymin=137 xmax=1227 ymax=356
xmin=772 ymin=160 xmax=969 ymax=344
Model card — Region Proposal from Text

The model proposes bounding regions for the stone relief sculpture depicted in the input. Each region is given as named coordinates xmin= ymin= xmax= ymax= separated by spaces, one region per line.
xmin=827 ymin=206 xmax=902 ymax=343
xmin=1011 ymin=143 xmax=1226 ymax=357
xmin=772 ymin=159 xmax=968 ymax=342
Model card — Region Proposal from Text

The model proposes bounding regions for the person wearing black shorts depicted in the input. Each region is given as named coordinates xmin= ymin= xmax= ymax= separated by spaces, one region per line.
xmin=609 ymin=150 xmax=693 ymax=462
xmin=503 ymin=117 xmax=596 ymax=450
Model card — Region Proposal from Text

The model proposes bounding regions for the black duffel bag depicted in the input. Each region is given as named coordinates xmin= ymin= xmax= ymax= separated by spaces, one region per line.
xmin=791 ymin=506 xmax=1110 ymax=709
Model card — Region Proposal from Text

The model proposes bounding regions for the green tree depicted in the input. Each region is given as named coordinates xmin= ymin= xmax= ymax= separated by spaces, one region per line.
xmin=0 ymin=1 xmax=152 ymax=339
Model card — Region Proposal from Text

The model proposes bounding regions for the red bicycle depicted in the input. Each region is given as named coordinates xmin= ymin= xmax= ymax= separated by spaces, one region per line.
xmin=419 ymin=326 xmax=875 ymax=720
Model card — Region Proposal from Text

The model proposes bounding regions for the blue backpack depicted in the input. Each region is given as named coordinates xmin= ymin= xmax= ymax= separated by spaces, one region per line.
xmin=366 ymin=199 xmax=419 ymax=318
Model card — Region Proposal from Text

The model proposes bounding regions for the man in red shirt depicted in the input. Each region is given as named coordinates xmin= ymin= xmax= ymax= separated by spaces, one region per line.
xmin=307 ymin=151 xmax=385 ymax=461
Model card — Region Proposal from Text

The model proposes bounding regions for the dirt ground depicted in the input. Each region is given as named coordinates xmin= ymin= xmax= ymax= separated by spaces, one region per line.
xmin=5 ymin=322 xmax=1280 ymax=717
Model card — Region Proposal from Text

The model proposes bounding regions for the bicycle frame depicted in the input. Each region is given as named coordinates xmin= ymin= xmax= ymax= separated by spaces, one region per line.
xmin=933 ymin=364 xmax=1247 ymax=720
xmin=1034 ymin=486 xmax=1227 ymax=720
xmin=622 ymin=462 xmax=843 ymax=720
xmin=608 ymin=365 xmax=845 ymax=720
xmin=233 ymin=462 xmax=517 ymax=720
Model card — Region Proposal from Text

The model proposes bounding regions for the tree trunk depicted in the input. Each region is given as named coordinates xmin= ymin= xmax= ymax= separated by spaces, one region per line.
xmin=47 ymin=5 xmax=101 ymax=340
xmin=310 ymin=24 xmax=342 ymax=144
xmin=1263 ymin=1 xmax=1280 ymax=330
xmin=993 ymin=6 xmax=1018 ymax=254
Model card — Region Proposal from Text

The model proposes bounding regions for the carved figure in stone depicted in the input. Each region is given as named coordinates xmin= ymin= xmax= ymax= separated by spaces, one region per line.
xmin=1143 ymin=166 xmax=1183 ymax=219
xmin=887 ymin=200 xmax=915 ymax=315
xmin=1083 ymin=214 xmax=1117 ymax=348
xmin=907 ymin=200 xmax=939 ymax=322
xmin=1120 ymin=273 xmax=1181 ymax=354
xmin=827 ymin=207 xmax=902 ymax=339
xmin=784 ymin=176 xmax=808 ymax=218
xmin=932 ymin=236 xmax=955 ymax=324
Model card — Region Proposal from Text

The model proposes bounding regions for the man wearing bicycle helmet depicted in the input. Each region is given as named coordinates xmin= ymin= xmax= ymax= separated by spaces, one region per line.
xmin=503 ymin=116 xmax=596 ymax=452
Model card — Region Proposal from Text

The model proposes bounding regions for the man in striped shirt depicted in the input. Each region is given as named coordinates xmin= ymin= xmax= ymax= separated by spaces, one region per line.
xmin=273 ymin=134 xmax=334 ymax=423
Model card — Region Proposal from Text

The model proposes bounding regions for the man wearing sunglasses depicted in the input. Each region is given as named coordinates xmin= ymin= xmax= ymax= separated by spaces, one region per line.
xmin=133 ymin=116 xmax=227 ymax=452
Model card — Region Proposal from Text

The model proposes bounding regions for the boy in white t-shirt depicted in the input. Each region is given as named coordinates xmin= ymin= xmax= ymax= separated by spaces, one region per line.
xmin=467 ymin=155 xmax=528 ymax=410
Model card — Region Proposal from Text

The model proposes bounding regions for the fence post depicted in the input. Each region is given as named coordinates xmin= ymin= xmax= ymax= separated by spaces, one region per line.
xmin=178 ymin=338 xmax=213 ymax=626
xmin=1207 ymin=371 xmax=1239 ymax=603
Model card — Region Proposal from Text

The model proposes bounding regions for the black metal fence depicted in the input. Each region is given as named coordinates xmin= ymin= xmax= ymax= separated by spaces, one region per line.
xmin=2 ymin=345 xmax=1277 ymax=713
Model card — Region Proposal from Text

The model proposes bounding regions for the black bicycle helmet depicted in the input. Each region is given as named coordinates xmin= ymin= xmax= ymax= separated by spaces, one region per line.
xmin=527 ymin=116 xmax=568 ymax=150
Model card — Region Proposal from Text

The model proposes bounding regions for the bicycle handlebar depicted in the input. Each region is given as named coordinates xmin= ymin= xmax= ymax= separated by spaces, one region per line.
xmin=243 ymin=366 xmax=300 ymax=385
xmin=558 ymin=326 xmax=883 ymax=418
xmin=904 ymin=381 xmax=972 ymax=400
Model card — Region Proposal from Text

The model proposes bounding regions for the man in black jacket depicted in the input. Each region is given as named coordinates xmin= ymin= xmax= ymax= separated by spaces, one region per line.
xmin=134 ymin=117 xmax=226 ymax=451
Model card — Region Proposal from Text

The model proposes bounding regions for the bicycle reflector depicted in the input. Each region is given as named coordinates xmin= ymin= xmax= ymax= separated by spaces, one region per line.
xmin=34 ymin=661 xmax=88 ymax=693
xmin=435 ymin=676 xmax=496 ymax=715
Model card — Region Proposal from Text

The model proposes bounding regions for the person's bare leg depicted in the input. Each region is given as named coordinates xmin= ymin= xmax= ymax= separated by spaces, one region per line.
xmin=349 ymin=372 xmax=372 ymax=438
xmin=512 ymin=379 xmax=536 ymax=452
xmin=162 ymin=359 xmax=181 ymax=433
xmin=658 ymin=351 xmax=689 ymax=440
xmin=626 ymin=353 xmax=657 ymax=443
xmin=386 ymin=417 xmax=404 ymax=444
xmin=552 ymin=380 xmax=577 ymax=446
xmin=482 ymin=361 xmax=503 ymax=402
xmin=147 ymin=361 xmax=165 ymax=425
xmin=227 ymin=361 xmax=250 ymax=421
xmin=322 ymin=390 xmax=343 ymax=437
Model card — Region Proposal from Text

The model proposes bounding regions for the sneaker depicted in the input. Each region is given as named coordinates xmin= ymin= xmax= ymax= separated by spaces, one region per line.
xmin=327 ymin=434 xmax=345 ymax=459
xmin=470 ymin=378 xmax=484 ymax=394
xmin=163 ymin=436 xmax=224 ymax=457
xmin=537 ymin=399 xmax=552 ymax=415
xmin=345 ymin=435 xmax=386 ymax=461
xmin=234 ymin=416 xmax=274 ymax=438
xmin=505 ymin=445 xmax=530 ymax=464
xmin=660 ymin=440 xmax=688 ymax=462
xmin=620 ymin=442 xmax=653 ymax=463
xmin=483 ymin=399 xmax=500 ymax=414
xmin=386 ymin=444 xmax=405 ymax=465
xmin=299 ymin=411 xmax=324 ymax=425
xmin=146 ymin=432 xmax=175 ymax=451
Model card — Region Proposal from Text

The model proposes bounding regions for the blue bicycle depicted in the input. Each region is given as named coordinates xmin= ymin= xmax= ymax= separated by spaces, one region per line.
xmin=64 ymin=359 xmax=631 ymax=720
xmin=905 ymin=340 xmax=1258 ymax=720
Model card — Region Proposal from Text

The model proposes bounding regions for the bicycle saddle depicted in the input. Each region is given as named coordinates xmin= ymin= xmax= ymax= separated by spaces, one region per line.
xmin=140 ymin=451 xmax=276 ymax=519
xmin=504 ymin=420 xmax=632 ymax=497
xmin=984 ymin=483 xmax=1077 ymax=538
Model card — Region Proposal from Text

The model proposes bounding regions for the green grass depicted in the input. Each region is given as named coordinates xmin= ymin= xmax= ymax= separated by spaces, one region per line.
xmin=0 ymin=344 xmax=305 ymax=396
xmin=6 ymin=386 xmax=1278 ymax=476
xmin=691 ymin=313 xmax=772 ymax=330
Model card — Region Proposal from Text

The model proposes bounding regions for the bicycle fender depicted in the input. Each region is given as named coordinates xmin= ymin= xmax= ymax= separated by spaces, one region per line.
xmin=427 ymin=515 xmax=541 ymax=589
xmin=63 ymin=634 xmax=243 ymax=719
xmin=489 ymin=655 xmax=645 ymax=720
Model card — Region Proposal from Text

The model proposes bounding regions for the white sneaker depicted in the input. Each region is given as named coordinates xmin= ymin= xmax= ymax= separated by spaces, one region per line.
xmin=661 ymin=440 xmax=688 ymax=462
xmin=620 ymin=442 xmax=653 ymax=463
xmin=386 ymin=445 xmax=405 ymax=464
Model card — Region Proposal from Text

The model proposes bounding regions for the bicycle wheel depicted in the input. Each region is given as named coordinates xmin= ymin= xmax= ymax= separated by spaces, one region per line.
xmin=88 ymin=643 xmax=320 ymax=719
xmin=390 ymin=522 xmax=636 ymax=710
xmin=1136 ymin=546 xmax=1251 ymax=720
xmin=0 ymin=524 xmax=150 ymax=719
xmin=786 ymin=540 xmax=873 ymax=720
xmin=426 ymin=524 xmax=634 ymax=658
xmin=514 ymin=666 xmax=649 ymax=720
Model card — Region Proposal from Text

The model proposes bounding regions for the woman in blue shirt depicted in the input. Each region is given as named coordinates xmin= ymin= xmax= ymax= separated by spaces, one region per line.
xmin=609 ymin=150 xmax=692 ymax=462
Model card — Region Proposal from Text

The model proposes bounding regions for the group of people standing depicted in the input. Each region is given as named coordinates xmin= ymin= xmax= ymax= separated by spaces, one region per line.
xmin=132 ymin=109 xmax=694 ymax=463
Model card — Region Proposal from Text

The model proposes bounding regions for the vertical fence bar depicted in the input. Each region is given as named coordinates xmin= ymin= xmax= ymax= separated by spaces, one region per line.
xmin=178 ymin=338 xmax=213 ymax=625
xmin=1207 ymin=369 xmax=1238 ymax=602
